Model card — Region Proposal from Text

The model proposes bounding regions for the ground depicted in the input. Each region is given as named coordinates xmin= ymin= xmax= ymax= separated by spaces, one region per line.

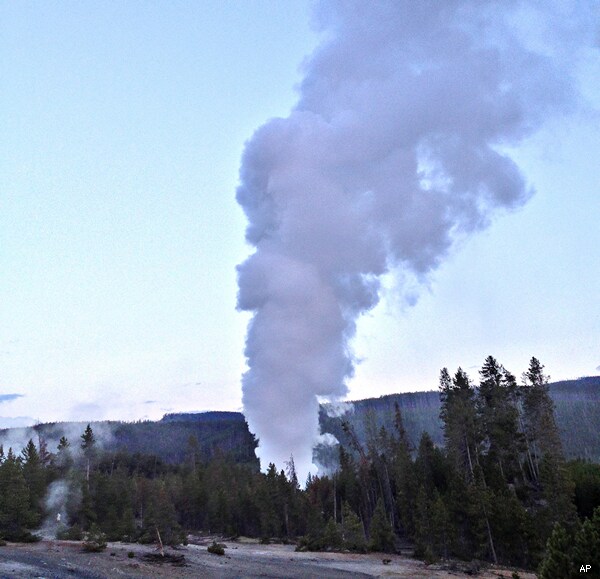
xmin=0 ymin=537 xmax=537 ymax=578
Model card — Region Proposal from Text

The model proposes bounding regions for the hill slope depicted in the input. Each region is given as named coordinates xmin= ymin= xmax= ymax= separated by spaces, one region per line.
xmin=0 ymin=411 xmax=258 ymax=467
xmin=1 ymin=376 xmax=598 ymax=465
xmin=320 ymin=376 xmax=600 ymax=465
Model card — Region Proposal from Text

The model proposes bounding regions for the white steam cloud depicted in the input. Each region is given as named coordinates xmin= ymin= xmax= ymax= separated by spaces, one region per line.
xmin=236 ymin=0 xmax=598 ymax=480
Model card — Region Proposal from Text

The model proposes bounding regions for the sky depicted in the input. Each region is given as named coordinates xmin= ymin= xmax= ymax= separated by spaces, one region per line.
xmin=1 ymin=1 xmax=599 ymax=432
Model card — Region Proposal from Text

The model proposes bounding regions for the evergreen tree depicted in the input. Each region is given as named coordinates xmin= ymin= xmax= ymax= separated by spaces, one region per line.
xmin=414 ymin=485 xmax=450 ymax=561
xmin=322 ymin=517 xmax=343 ymax=549
xmin=337 ymin=446 xmax=360 ymax=512
xmin=489 ymin=489 xmax=537 ymax=567
xmin=429 ymin=490 xmax=451 ymax=560
xmin=477 ymin=357 xmax=522 ymax=487
xmin=521 ymin=357 xmax=562 ymax=478
xmin=80 ymin=424 xmax=96 ymax=452
xmin=522 ymin=358 xmax=577 ymax=534
xmin=440 ymin=368 xmax=481 ymax=481
xmin=55 ymin=436 xmax=72 ymax=472
xmin=368 ymin=497 xmax=395 ymax=552
xmin=538 ymin=523 xmax=575 ymax=579
xmin=141 ymin=480 xmax=185 ymax=546
xmin=21 ymin=439 xmax=46 ymax=526
xmin=572 ymin=507 xmax=600 ymax=575
xmin=80 ymin=424 xmax=96 ymax=486
xmin=440 ymin=367 xmax=498 ymax=563
xmin=341 ymin=501 xmax=366 ymax=552
xmin=258 ymin=463 xmax=283 ymax=537
xmin=414 ymin=431 xmax=447 ymax=496
xmin=391 ymin=402 xmax=417 ymax=537
xmin=414 ymin=485 xmax=434 ymax=559
xmin=0 ymin=448 xmax=34 ymax=540
xmin=569 ymin=460 xmax=600 ymax=520
xmin=298 ymin=503 xmax=326 ymax=551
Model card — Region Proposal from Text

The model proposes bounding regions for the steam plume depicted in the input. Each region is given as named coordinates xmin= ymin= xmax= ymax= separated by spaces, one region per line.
xmin=236 ymin=0 xmax=597 ymax=480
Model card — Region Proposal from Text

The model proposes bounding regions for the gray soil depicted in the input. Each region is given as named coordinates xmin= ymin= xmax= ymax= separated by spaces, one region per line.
xmin=0 ymin=537 xmax=537 ymax=578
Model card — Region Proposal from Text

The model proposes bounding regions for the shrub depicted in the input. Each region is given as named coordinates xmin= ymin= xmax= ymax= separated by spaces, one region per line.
xmin=82 ymin=524 xmax=107 ymax=553
xmin=207 ymin=540 xmax=225 ymax=556
xmin=57 ymin=524 xmax=83 ymax=541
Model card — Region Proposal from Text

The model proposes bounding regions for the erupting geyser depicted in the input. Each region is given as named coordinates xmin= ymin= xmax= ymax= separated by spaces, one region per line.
xmin=236 ymin=0 xmax=597 ymax=481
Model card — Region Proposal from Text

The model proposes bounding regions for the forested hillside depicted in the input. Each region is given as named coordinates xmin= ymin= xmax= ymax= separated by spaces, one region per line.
xmin=322 ymin=375 xmax=600 ymax=465
xmin=0 ymin=412 xmax=258 ymax=467
xmin=1 ymin=359 xmax=599 ymax=575
xmin=2 ymin=376 xmax=598 ymax=468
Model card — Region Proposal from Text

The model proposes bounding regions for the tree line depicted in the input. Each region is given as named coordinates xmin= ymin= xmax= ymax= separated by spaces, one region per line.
xmin=1 ymin=356 xmax=599 ymax=575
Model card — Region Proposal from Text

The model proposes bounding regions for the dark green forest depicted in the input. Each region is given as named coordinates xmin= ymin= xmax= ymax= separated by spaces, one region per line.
xmin=319 ymin=375 xmax=600 ymax=465
xmin=3 ymin=375 xmax=599 ymax=467
xmin=1 ymin=358 xmax=599 ymax=576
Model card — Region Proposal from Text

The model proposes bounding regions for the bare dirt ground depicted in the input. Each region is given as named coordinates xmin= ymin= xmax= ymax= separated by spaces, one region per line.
xmin=0 ymin=537 xmax=537 ymax=579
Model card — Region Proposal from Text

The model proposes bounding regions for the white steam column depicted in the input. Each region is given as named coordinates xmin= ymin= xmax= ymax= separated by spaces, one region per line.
xmin=236 ymin=0 xmax=597 ymax=482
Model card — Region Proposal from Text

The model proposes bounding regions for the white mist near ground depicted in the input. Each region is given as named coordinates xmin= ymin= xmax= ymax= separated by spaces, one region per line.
xmin=236 ymin=0 xmax=599 ymax=482
xmin=38 ymin=479 xmax=75 ymax=539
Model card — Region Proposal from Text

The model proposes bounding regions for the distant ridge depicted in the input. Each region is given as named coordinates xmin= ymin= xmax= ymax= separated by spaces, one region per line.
xmin=161 ymin=410 xmax=245 ymax=423
xmin=1 ymin=376 xmax=598 ymax=465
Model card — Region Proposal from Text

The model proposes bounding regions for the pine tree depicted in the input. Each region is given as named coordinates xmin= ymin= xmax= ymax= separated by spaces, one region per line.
xmin=80 ymin=424 xmax=96 ymax=451
xmin=572 ymin=507 xmax=600 ymax=575
xmin=337 ymin=446 xmax=359 ymax=513
xmin=538 ymin=523 xmax=575 ymax=579
xmin=21 ymin=439 xmax=46 ymax=526
xmin=440 ymin=367 xmax=498 ymax=563
xmin=0 ymin=448 xmax=34 ymax=540
xmin=391 ymin=402 xmax=417 ymax=537
xmin=257 ymin=463 xmax=282 ymax=538
xmin=341 ymin=501 xmax=366 ymax=552
xmin=141 ymin=480 xmax=185 ymax=546
xmin=322 ymin=517 xmax=343 ymax=549
xmin=521 ymin=357 xmax=562 ymax=477
xmin=414 ymin=485 xmax=434 ymax=559
xmin=80 ymin=424 xmax=96 ymax=486
xmin=430 ymin=490 xmax=451 ymax=560
xmin=477 ymin=356 xmax=522 ymax=487
xmin=522 ymin=358 xmax=577 ymax=534
xmin=55 ymin=436 xmax=73 ymax=472
xmin=368 ymin=497 xmax=395 ymax=552
xmin=440 ymin=368 xmax=481 ymax=481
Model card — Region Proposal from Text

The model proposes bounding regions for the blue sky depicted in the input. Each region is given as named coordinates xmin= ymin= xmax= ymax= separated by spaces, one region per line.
xmin=1 ymin=1 xmax=599 ymax=428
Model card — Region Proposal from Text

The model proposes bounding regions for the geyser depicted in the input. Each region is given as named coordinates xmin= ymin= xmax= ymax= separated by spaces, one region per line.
xmin=236 ymin=0 xmax=596 ymax=481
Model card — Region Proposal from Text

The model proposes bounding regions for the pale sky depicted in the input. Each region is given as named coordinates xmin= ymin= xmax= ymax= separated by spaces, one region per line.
xmin=1 ymin=1 xmax=599 ymax=429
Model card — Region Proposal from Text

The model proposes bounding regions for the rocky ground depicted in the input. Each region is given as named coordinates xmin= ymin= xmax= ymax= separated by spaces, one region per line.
xmin=0 ymin=537 xmax=537 ymax=578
